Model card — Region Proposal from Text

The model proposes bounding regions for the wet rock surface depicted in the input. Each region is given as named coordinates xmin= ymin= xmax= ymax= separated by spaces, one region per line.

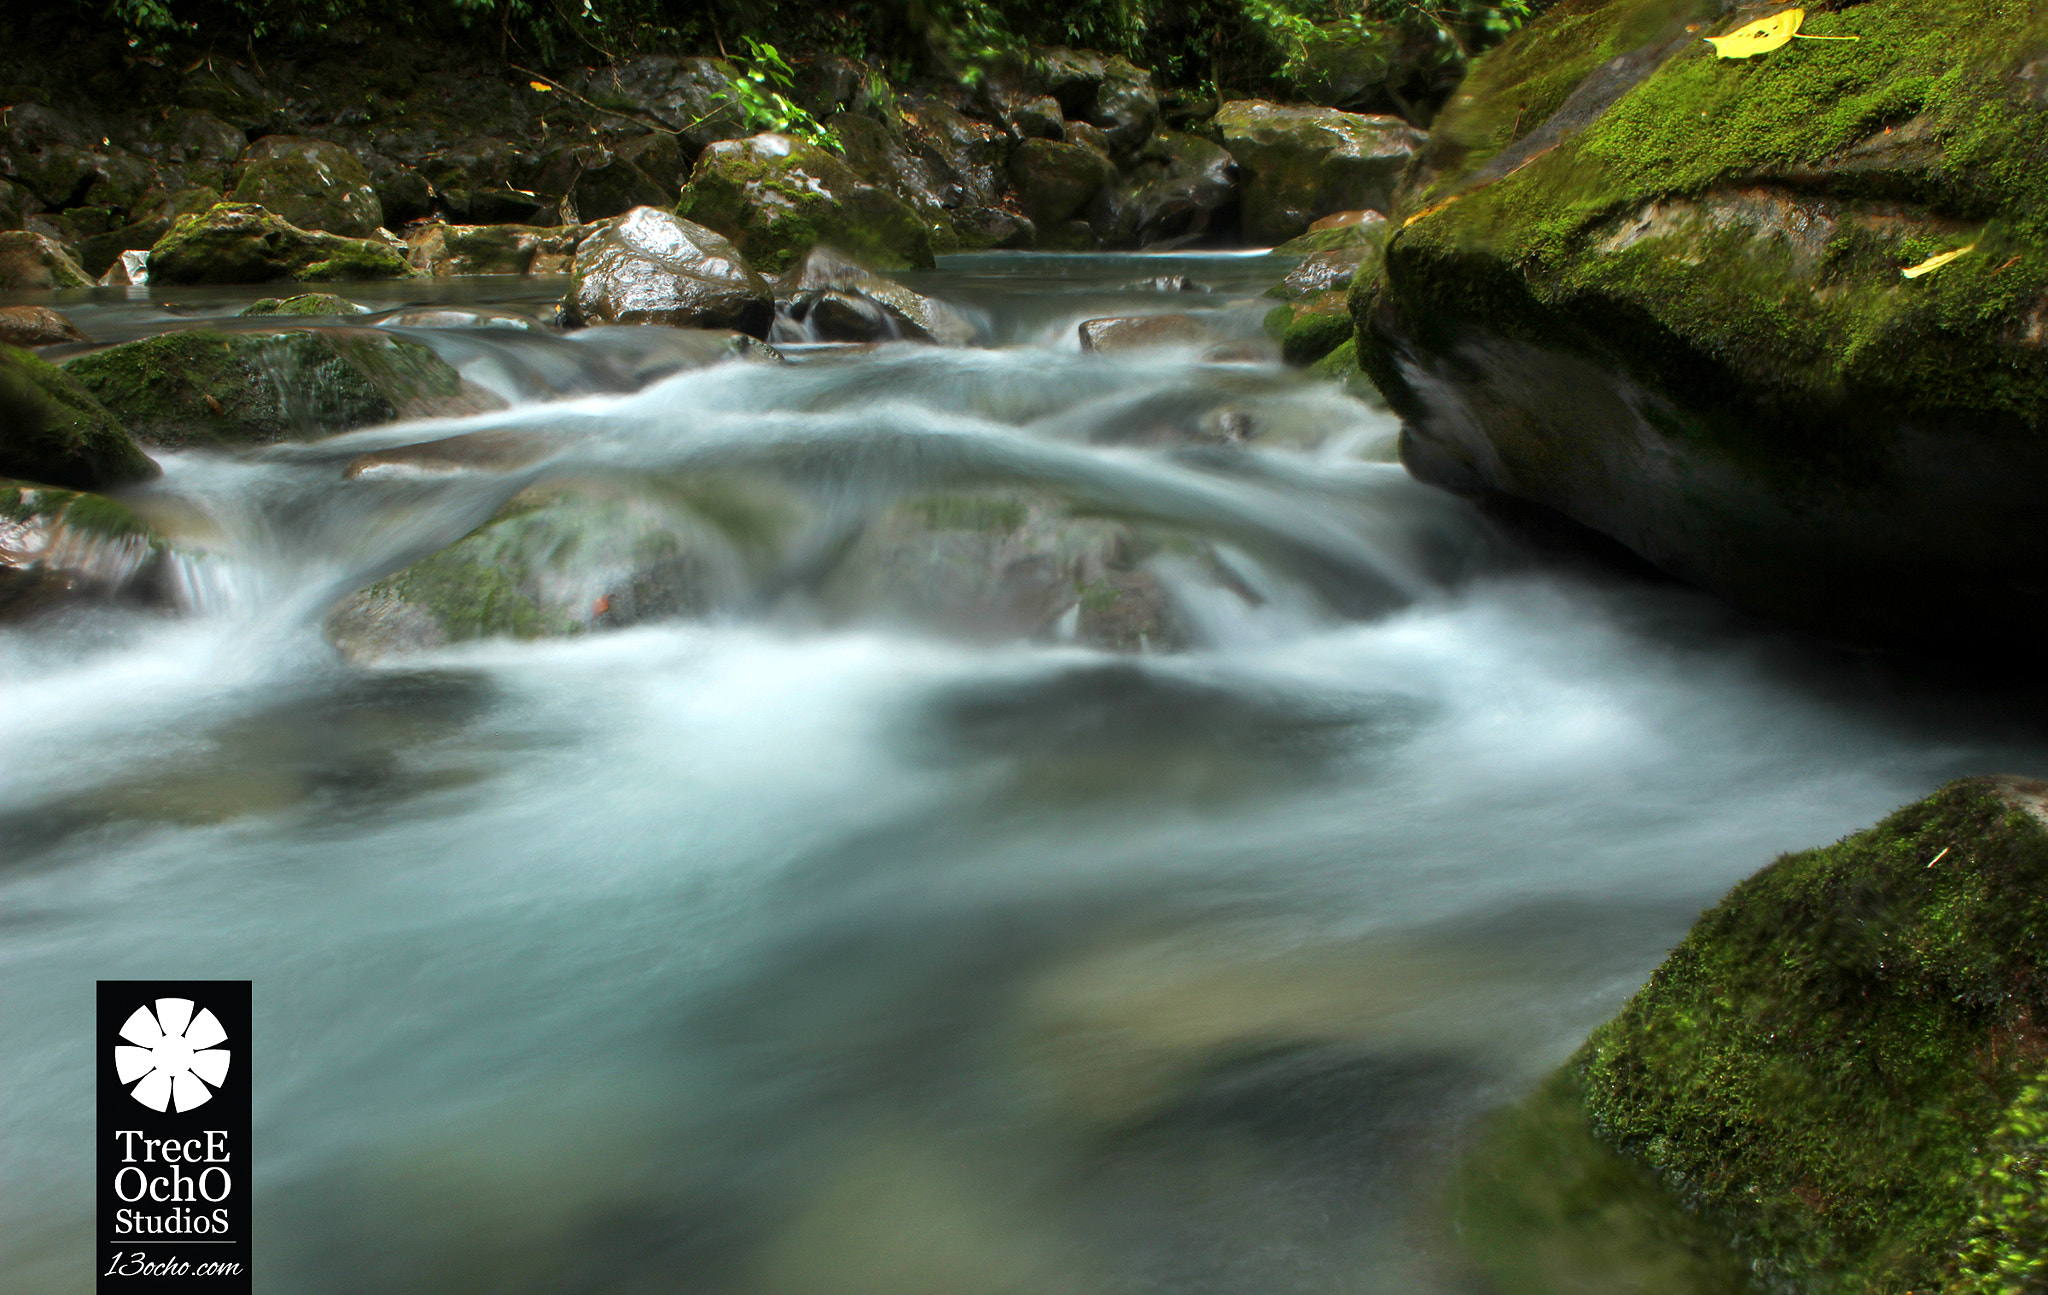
xmin=681 ymin=132 xmax=936 ymax=273
xmin=562 ymin=206 xmax=772 ymax=334
xmin=0 ymin=306 xmax=89 ymax=348
xmin=1215 ymin=100 xmax=1425 ymax=243
xmin=229 ymin=135 xmax=385 ymax=239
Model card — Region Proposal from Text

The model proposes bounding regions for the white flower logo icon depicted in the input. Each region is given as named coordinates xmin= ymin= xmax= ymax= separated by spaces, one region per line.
xmin=114 ymin=998 xmax=231 ymax=1113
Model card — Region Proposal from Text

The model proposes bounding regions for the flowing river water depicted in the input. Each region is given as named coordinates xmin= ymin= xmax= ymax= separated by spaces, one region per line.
xmin=5 ymin=252 xmax=2047 ymax=1293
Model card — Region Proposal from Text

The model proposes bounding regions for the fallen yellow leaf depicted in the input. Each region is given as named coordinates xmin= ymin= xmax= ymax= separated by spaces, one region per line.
xmin=528 ymin=80 xmax=553 ymax=92
xmin=1403 ymin=195 xmax=1462 ymax=228
xmin=1901 ymin=244 xmax=1976 ymax=279
xmin=1706 ymin=9 xmax=1803 ymax=59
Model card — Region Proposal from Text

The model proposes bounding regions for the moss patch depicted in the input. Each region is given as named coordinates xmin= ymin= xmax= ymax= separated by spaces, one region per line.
xmin=0 ymin=344 xmax=158 ymax=491
xmin=1562 ymin=777 xmax=2048 ymax=1292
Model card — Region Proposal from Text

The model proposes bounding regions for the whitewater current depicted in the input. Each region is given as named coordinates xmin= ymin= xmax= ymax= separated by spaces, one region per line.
xmin=4 ymin=252 xmax=2044 ymax=1294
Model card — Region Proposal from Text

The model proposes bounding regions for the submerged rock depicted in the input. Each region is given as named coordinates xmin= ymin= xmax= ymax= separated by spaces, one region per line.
xmin=773 ymin=246 xmax=973 ymax=345
xmin=229 ymin=135 xmax=384 ymax=238
xmin=1078 ymin=314 xmax=1217 ymax=353
xmin=0 ymin=344 xmax=158 ymax=490
xmin=0 ymin=306 xmax=90 ymax=348
xmin=0 ymin=478 xmax=170 ymax=620
xmin=61 ymin=329 xmax=486 ymax=448
xmin=680 ymin=132 xmax=936 ymax=273
xmin=1460 ymin=777 xmax=2048 ymax=1293
xmin=1355 ymin=0 xmax=2048 ymax=648
xmin=561 ymin=206 xmax=772 ymax=334
xmin=1214 ymin=100 xmax=1424 ymax=243
xmin=325 ymin=480 xmax=744 ymax=660
xmin=147 ymin=203 xmax=413 ymax=285
xmin=0 ymin=230 xmax=93 ymax=290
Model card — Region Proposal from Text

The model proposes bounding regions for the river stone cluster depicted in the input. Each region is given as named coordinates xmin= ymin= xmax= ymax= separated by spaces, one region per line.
xmin=0 ymin=36 xmax=1432 ymax=290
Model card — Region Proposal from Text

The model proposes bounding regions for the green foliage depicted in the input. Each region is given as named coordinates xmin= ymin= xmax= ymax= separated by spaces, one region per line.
xmin=712 ymin=36 xmax=839 ymax=151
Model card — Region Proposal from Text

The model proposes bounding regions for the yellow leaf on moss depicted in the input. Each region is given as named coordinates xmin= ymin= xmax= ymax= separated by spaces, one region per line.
xmin=1901 ymin=244 xmax=1976 ymax=279
xmin=528 ymin=80 xmax=553 ymax=92
xmin=1706 ymin=9 xmax=1803 ymax=59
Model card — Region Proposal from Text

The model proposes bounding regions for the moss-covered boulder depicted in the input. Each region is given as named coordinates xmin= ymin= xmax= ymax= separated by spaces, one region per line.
xmin=0 ymin=344 xmax=158 ymax=490
xmin=1355 ymin=0 xmax=2048 ymax=649
xmin=0 ymin=230 xmax=93 ymax=290
xmin=1458 ymin=777 xmax=2048 ymax=1293
xmin=1214 ymin=100 xmax=1426 ymax=243
xmin=680 ymin=133 xmax=935 ymax=273
xmin=61 ymin=329 xmax=480 ymax=449
xmin=228 ymin=136 xmax=384 ymax=238
xmin=561 ymin=206 xmax=772 ymax=333
xmin=147 ymin=203 xmax=413 ymax=286
xmin=1098 ymin=130 xmax=1239 ymax=247
xmin=1026 ymin=47 xmax=1162 ymax=161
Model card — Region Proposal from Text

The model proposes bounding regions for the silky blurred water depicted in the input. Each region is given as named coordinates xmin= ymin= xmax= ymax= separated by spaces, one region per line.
xmin=4 ymin=253 xmax=2044 ymax=1294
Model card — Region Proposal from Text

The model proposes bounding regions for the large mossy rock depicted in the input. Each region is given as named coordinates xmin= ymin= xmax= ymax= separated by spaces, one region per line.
xmin=1006 ymin=138 xmax=1117 ymax=233
xmin=1214 ymin=100 xmax=1425 ymax=243
xmin=0 ymin=344 xmax=158 ymax=490
xmin=562 ymin=206 xmax=772 ymax=334
xmin=1459 ymin=777 xmax=2048 ymax=1293
xmin=147 ymin=203 xmax=413 ymax=285
xmin=62 ymin=329 xmax=479 ymax=449
xmin=228 ymin=136 xmax=384 ymax=238
xmin=1354 ymin=0 xmax=2048 ymax=650
xmin=679 ymin=133 xmax=935 ymax=273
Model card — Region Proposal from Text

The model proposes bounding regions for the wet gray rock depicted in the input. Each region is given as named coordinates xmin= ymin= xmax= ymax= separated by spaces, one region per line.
xmin=416 ymin=136 xmax=544 ymax=224
xmin=365 ymin=154 xmax=436 ymax=227
xmin=1078 ymin=314 xmax=1218 ymax=352
xmin=0 ymin=306 xmax=90 ymax=347
xmin=0 ymin=231 xmax=93 ymax=290
xmin=1214 ymin=100 xmax=1426 ymax=242
xmin=1100 ymin=130 xmax=1239 ymax=246
xmin=0 ymin=479 xmax=173 ymax=621
xmin=1029 ymin=48 xmax=1161 ymax=160
xmin=1006 ymin=139 xmax=1115 ymax=230
xmin=404 ymin=222 xmax=586 ymax=277
xmin=562 ymin=206 xmax=773 ymax=334
xmin=230 ymin=136 xmax=384 ymax=238
xmin=1003 ymin=96 xmax=1067 ymax=141
xmin=774 ymin=246 xmax=973 ymax=345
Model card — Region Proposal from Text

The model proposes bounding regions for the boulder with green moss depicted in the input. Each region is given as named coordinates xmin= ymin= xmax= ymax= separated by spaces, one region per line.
xmin=147 ymin=203 xmax=413 ymax=285
xmin=1214 ymin=100 xmax=1426 ymax=243
xmin=238 ymin=294 xmax=370 ymax=318
xmin=0 ymin=344 xmax=158 ymax=490
xmin=324 ymin=480 xmax=744 ymax=660
xmin=0 ymin=230 xmax=93 ymax=290
xmin=61 ymin=329 xmax=484 ymax=449
xmin=1354 ymin=0 xmax=2048 ymax=649
xmin=680 ymin=133 xmax=935 ymax=273
xmin=1006 ymin=138 xmax=1116 ymax=233
xmin=1456 ymin=776 xmax=2048 ymax=1293
xmin=228 ymin=136 xmax=384 ymax=238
